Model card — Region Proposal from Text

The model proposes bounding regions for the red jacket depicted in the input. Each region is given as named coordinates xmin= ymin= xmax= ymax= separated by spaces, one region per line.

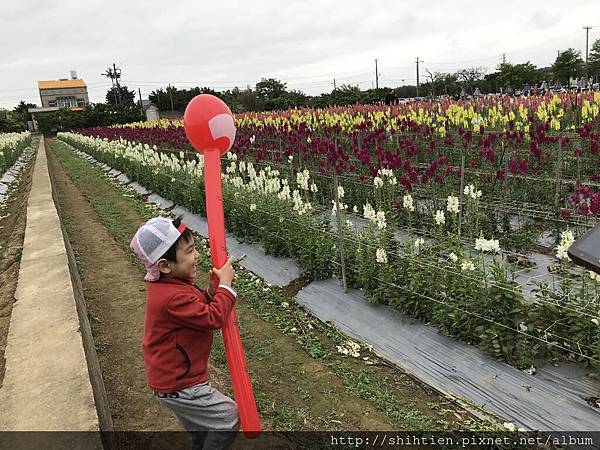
xmin=143 ymin=277 xmax=236 ymax=392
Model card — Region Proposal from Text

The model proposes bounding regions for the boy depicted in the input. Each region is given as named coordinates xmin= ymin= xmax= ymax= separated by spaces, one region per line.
xmin=130 ymin=217 xmax=239 ymax=450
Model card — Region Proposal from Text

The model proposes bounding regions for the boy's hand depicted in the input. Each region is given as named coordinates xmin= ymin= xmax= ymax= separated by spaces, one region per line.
xmin=210 ymin=257 xmax=235 ymax=287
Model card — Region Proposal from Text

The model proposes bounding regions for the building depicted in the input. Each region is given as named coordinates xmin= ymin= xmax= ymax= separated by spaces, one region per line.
xmin=38 ymin=71 xmax=89 ymax=108
xmin=27 ymin=71 xmax=89 ymax=131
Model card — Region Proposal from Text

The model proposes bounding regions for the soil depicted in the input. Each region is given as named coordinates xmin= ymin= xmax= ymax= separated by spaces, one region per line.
xmin=0 ymin=144 xmax=36 ymax=388
xmin=46 ymin=137 xmax=476 ymax=448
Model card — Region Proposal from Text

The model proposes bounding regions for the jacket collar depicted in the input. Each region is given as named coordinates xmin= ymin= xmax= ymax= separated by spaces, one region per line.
xmin=153 ymin=276 xmax=195 ymax=287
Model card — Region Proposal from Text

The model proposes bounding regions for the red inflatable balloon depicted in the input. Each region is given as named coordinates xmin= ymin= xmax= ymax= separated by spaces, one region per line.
xmin=183 ymin=94 xmax=236 ymax=156
xmin=183 ymin=95 xmax=261 ymax=438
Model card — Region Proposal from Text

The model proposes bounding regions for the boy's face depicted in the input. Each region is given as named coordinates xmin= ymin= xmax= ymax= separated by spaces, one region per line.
xmin=160 ymin=235 xmax=198 ymax=280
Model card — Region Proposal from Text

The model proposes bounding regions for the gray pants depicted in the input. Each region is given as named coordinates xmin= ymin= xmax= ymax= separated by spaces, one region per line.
xmin=154 ymin=381 xmax=240 ymax=450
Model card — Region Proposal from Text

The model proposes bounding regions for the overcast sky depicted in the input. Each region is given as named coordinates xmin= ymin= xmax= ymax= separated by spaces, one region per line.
xmin=1 ymin=0 xmax=599 ymax=108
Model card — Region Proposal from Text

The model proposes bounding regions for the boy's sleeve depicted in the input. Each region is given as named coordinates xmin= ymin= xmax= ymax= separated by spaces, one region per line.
xmin=165 ymin=287 xmax=236 ymax=331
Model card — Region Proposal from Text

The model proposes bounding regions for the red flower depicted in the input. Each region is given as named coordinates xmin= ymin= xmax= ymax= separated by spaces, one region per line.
xmin=560 ymin=208 xmax=572 ymax=219
xmin=590 ymin=194 xmax=600 ymax=215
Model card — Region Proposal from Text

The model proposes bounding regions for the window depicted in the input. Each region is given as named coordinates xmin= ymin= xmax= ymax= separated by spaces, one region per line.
xmin=56 ymin=96 xmax=77 ymax=108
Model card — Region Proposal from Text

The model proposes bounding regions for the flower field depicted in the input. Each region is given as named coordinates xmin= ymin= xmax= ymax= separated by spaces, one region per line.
xmin=58 ymin=93 xmax=600 ymax=371
xmin=0 ymin=132 xmax=31 ymax=175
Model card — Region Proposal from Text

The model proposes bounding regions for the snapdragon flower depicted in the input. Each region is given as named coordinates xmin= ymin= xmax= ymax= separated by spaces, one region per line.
xmin=403 ymin=194 xmax=415 ymax=212
xmin=447 ymin=195 xmax=460 ymax=214
xmin=434 ymin=210 xmax=445 ymax=225
xmin=414 ymin=238 xmax=425 ymax=253
xmin=555 ymin=229 xmax=575 ymax=260
xmin=475 ymin=235 xmax=500 ymax=253
xmin=376 ymin=248 xmax=388 ymax=264
xmin=464 ymin=184 xmax=482 ymax=200
xmin=461 ymin=260 xmax=476 ymax=271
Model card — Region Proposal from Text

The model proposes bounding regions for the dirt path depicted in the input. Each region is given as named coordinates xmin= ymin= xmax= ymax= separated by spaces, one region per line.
xmin=46 ymin=138 xmax=482 ymax=447
xmin=0 ymin=142 xmax=36 ymax=388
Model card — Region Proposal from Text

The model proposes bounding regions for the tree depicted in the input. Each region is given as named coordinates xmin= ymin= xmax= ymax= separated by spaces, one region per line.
xmin=106 ymin=85 xmax=137 ymax=106
xmin=552 ymin=48 xmax=584 ymax=84
xmin=588 ymin=38 xmax=600 ymax=78
xmin=494 ymin=62 xmax=539 ymax=91
xmin=255 ymin=78 xmax=287 ymax=101
xmin=455 ymin=67 xmax=486 ymax=91
xmin=11 ymin=100 xmax=36 ymax=130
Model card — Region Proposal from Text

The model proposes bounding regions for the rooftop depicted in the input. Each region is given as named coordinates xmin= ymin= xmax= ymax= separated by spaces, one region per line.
xmin=38 ymin=79 xmax=87 ymax=90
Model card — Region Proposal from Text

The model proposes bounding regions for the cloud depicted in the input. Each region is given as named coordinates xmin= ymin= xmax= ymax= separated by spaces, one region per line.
xmin=0 ymin=0 xmax=599 ymax=106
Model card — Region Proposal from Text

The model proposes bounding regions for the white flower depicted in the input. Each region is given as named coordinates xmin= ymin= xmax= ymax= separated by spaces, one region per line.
xmin=376 ymin=248 xmax=388 ymax=264
xmin=337 ymin=185 xmax=345 ymax=199
xmin=363 ymin=203 xmax=377 ymax=223
xmin=519 ymin=322 xmax=528 ymax=332
xmin=475 ymin=236 xmax=500 ymax=253
xmin=446 ymin=195 xmax=460 ymax=214
xmin=403 ymin=194 xmax=415 ymax=212
xmin=288 ymin=155 xmax=293 ymax=163
xmin=434 ymin=210 xmax=445 ymax=225
xmin=310 ymin=183 xmax=318 ymax=193
xmin=373 ymin=176 xmax=384 ymax=188
xmin=503 ymin=422 xmax=516 ymax=432
xmin=589 ymin=271 xmax=599 ymax=281
xmin=414 ymin=238 xmax=425 ymax=253
xmin=353 ymin=205 xmax=358 ymax=214
xmin=556 ymin=244 xmax=569 ymax=260
xmin=448 ymin=252 xmax=458 ymax=263
xmin=376 ymin=210 xmax=386 ymax=230
xmin=296 ymin=169 xmax=311 ymax=191
xmin=592 ymin=318 xmax=599 ymax=326
xmin=556 ymin=229 xmax=575 ymax=260
xmin=281 ymin=302 xmax=289 ymax=308
xmin=249 ymin=203 xmax=256 ymax=211
xmin=250 ymin=135 xmax=256 ymax=144
xmin=461 ymin=260 xmax=476 ymax=271
xmin=488 ymin=239 xmax=500 ymax=253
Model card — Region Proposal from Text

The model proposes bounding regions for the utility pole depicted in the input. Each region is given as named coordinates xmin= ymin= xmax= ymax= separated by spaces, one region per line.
xmin=112 ymin=63 xmax=122 ymax=104
xmin=415 ymin=57 xmax=420 ymax=97
xmin=333 ymin=78 xmax=337 ymax=91
xmin=138 ymin=88 xmax=144 ymax=117
xmin=168 ymin=83 xmax=174 ymax=113
xmin=584 ymin=26 xmax=592 ymax=72
xmin=502 ymin=53 xmax=506 ymax=64
xmin=101 ymin=63 xmax=122 ymax=105
xmin=375 ymin=58 xmax=379 ymax=89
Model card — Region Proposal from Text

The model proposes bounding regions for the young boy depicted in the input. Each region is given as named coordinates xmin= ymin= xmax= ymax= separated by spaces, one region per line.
xmin=130 ymin=217 xmax=239 ymax=450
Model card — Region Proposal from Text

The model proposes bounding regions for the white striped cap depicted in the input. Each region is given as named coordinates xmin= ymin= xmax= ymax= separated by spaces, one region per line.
xmin=130 ymin=217 xmax=187 ymax=281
